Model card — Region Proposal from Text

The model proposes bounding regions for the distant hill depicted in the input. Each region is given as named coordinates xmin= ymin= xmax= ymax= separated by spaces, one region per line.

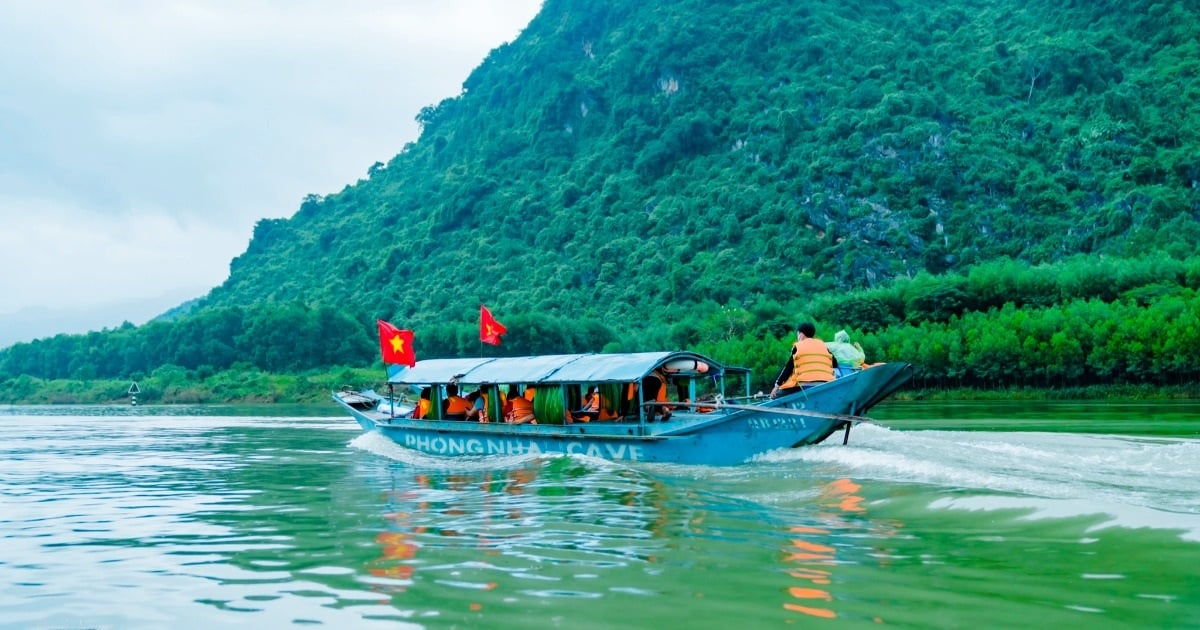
xmin=0 ymin=288 xmax=203 ymax=349
xmin=198 ymin=0 xmax=1198 ymax=342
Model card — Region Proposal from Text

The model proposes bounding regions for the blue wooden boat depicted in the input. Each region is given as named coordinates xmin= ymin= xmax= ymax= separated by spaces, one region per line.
xmin=332 ymin=351 xmax=912 ymax=466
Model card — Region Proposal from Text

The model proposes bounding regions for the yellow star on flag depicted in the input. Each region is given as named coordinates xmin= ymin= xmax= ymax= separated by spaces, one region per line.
xmin=378 ymin=320 xmax=416 ymax=366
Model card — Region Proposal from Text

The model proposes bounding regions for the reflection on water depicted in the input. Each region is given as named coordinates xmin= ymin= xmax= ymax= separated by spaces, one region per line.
xmin=1 ymin=405 xmax=1199 ymax=627
xmin=348 ymin=448 xmax=682 ymax=620
xmin=782 ymin=478 xmax=856 ymax=620
xmin=778 ymin=477 xmax=905 ymax=623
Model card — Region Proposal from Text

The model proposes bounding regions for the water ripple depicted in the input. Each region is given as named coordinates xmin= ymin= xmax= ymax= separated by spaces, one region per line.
xmin=2 ymin=408 xmax=1198 ymax=627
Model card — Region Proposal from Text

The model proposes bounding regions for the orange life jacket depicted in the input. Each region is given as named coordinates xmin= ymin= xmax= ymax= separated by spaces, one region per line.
xmin=583 ymin=391 xmax=618 ymax=420
xmin=413 ymin=399 xmax=431 ymax=419
xmin=780 ymin=338 xmax=835 ymax=388
xmin=508 ymin=396 xmax=535 ymax=423
xmin=446 ymin=395 xmax=471 ymax=415
xmin=654 ymin=371 xmax=669 ymax=403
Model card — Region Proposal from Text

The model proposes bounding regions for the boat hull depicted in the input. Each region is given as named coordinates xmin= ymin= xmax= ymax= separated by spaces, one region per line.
xmin=343 ymin=408 xmax=835 ymax=466
xmin=334 ymin=363 xmax=912 ymax=466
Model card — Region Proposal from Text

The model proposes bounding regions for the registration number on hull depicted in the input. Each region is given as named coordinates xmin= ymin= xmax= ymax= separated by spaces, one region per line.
xmin=747 ymin=416 xmax=806 ymax=431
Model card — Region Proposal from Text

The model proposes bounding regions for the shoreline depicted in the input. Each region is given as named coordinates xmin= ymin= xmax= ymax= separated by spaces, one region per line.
xmin=4 ymin=374 xmax=1199 ymax=406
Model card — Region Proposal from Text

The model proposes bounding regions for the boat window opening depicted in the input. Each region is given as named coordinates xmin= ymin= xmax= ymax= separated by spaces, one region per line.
xmin=618 ymin=381 xmax=639 ymax=422
xmin=600 ymin=383 xmax=623 ymax=420
xmin=482 ymin=384 xmax=501 ymax=423
xmin=716 ymin=367 xmax=752 ymax=402
xmin=532 ymin=385 xmax=567 ymax=425
xmin=566 ymin=384 xmax=582 ymax=414
xmin=426 ymin=385 xmax=444 ymax=420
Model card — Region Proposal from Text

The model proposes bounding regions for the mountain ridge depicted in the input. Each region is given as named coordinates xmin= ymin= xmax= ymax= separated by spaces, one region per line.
xmin=199 ymin=0 xmax=1198 ymax=343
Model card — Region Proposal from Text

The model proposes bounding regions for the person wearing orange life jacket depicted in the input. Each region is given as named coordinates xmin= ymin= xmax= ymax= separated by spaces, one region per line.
xmin=596 ymin=395 xmax=618 ymax=421
xmin=641 ymin=368 xmax=673 ymax=422
xmin=411 ymin=387 xmax=432 ymax=419
xmin=464 ymin=387 xmax=490 ymax=422
xmin=502 ymin=384 xmax=520 ymax=418
xmin=443 ymin=383 xmax=472 ymax=420
xmin=506 ymin=390 xmax=536 ymax=424
xmin=571 ymin=385 xmax=618 ymax=422
xmin=570 ymin=385 xmax=601 ymax=423
xmin=771 ymin=322 xmax=837 ymax=399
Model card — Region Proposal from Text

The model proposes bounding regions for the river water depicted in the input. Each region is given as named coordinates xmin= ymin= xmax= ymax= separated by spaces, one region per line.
xmin=2 ymin=401 xmax=1198 ymax=628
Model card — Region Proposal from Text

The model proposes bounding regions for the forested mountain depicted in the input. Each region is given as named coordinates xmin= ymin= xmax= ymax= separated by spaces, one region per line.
xmin=4 ymin=0 xmax=1200 ymax=393
xmin=206 ymin=0 xmax=1198 ymax=327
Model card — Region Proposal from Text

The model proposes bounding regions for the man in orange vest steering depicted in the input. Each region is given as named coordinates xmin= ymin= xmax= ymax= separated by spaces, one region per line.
xmin=770 ymin=322 xmax=836 ymax=398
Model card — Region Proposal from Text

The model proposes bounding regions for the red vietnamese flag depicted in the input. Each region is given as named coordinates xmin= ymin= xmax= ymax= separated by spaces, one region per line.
xmin=377 ymin=319 xmax=416 ymax=367
xmin=480 ymin=305 xmax=507 ymax=346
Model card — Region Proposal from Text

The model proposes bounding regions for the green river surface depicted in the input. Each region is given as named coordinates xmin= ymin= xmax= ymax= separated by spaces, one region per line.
xmin=2 ymin=400 xmax=1198 ymax=629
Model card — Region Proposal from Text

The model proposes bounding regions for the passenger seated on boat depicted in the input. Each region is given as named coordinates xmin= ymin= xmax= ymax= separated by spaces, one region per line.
xmin=619 ymin=380 xmax=652 ymax=420
xmin=570 ymin=385 xmax=602 ymax=422
xmin=494 ymin=385 xmax=508 ymax=422
xmin=597 ymin=384 xmax=622 ymax=421
xmin=502 ymin=384 xmax=519 ymax=418
xmin=506 ymin=390 xmax=536 ymax=424
xmin=621 ymin=382 xmax=637 ymax=417
xmin=771 ymin=322 xmax=836 ymax=398
xmin=825 ymin=329 xmax=866 ymax=376
xmin=411 ymin=387 xmax=432 ymax=419
xmin=443 ymin=384 xmax=471 ymax=420
xmin=464 ymin=389 xmax=488 ymax=422
xmin=642 ymin=368 xmax=673 ymax=422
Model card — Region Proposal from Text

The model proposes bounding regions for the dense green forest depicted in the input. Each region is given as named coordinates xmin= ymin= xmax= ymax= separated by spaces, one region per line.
xmin=203 ymin=0 xmax=1199 ymax=322
xmin=4 ymin=254 xmax=1198 ymax=402
xmin=3 ymin=0 xmax=1200 ymax=401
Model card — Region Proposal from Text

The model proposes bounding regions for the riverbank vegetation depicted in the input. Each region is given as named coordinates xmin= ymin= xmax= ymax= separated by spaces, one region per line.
xmin=0 ymin=366 xmax=381 ymax=406
xmin=3 ymin=254 xmax=1198 ymax=404
xmin=4 ymin=369 xmax=1197 ymax=407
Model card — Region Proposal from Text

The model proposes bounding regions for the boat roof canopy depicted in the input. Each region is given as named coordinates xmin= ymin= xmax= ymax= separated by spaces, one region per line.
xmin=385 ymin=351 xmax=723 ymax=386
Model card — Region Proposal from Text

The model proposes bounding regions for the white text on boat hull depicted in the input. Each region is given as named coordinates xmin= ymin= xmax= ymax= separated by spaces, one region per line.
xmin=403 ymin=434 xmax=645 ymax=461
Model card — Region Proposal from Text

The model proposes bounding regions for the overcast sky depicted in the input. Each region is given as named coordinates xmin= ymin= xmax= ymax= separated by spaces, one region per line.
xmin=0 ymin=1 xmax=541 ymax=341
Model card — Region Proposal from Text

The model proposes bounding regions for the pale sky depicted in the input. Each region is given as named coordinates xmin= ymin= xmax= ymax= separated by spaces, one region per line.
xmin=0 ymin=1 xmax=541 ymax=343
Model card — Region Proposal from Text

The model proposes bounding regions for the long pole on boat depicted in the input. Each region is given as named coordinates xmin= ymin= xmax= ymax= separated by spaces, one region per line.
xmin=641 ymin=401 xmax=878 ymax=425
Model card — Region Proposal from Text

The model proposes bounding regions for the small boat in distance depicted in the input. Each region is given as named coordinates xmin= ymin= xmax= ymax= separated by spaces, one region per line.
xmin=333 ymin=351 xmax=912 ymax=466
